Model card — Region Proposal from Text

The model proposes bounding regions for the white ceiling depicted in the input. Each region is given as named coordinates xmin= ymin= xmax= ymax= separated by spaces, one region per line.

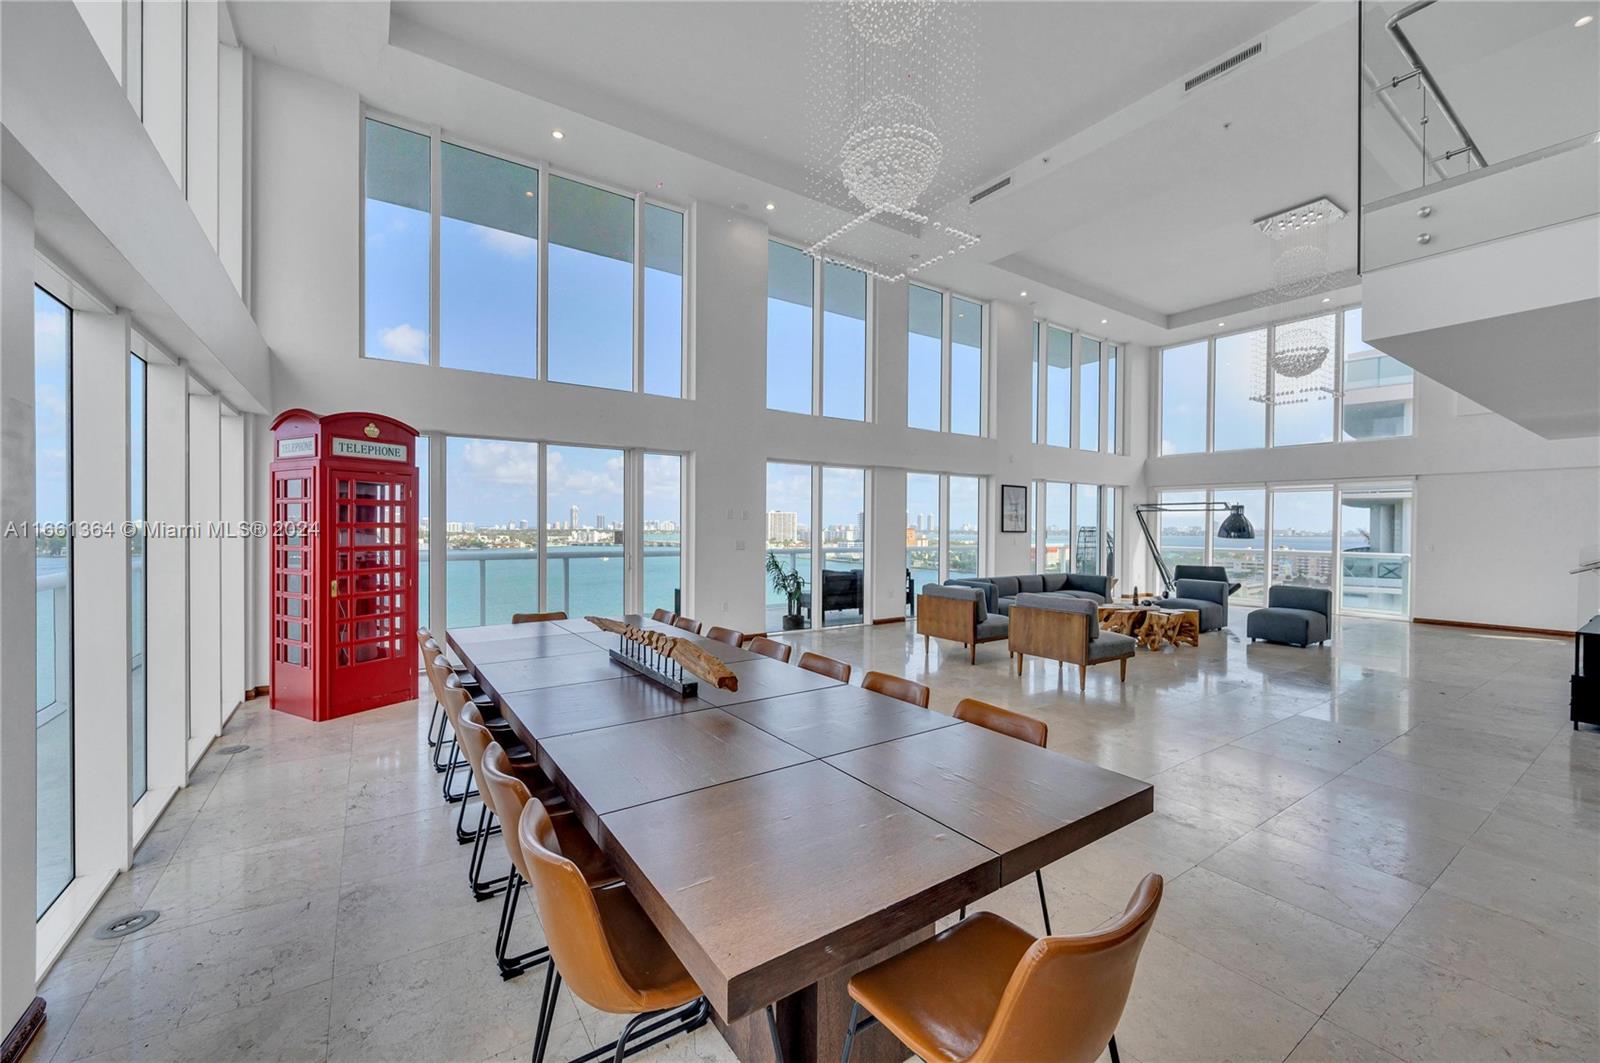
xmin=232 ymin=1 xmax=1377 ymax=338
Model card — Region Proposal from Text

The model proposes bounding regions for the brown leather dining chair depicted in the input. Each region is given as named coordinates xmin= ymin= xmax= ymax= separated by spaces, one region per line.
xmin=798 ymin=651 xmax=851 ymax=683
xmin=513 ymin=610 xmax=567 ymax=624
xmin=418 ymin=629 xmax=490 ymax=774
xmin=446 ymin=684 xmax=553 ymax=899
xmin=862 ymin=670 xmax=930 ymax=709
xmin=423 ymin=649 xmax=501 ymax=819
xmin=672 ymin=615 xmax=703 ymax=635
xmin=746 ymin=636 xmax=792 ymax=664
xmin=954 ymin=698 xmax=1053 ymax=933
xmin=651 ymin=608 xmax=674 ymax=623
xmin=705 ymin=625 xmax=745 ymax=647
xmin=840 ymin=874 xmax=1163 ymax=1063
xmin=478 ymin=739 xmax=618 ymax=979
xmin=515 ymin=800 xmax=719 ymax=1063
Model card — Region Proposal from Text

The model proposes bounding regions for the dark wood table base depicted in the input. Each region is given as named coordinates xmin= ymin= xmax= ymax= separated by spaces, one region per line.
xmin=715 ymin=927 xmax=930 ymax=1063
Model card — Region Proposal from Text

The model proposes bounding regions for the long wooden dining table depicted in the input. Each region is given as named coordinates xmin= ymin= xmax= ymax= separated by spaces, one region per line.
xmin=448 ymin=615 xmax=1154 ymax=1063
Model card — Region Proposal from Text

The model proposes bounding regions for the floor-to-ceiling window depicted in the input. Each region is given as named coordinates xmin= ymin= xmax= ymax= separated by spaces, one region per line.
xmin=765 ymin=462 xmax=868 ymax=630
xmin=363 ymin=118 xmax=431 ymax=364
xmin=642 ymin=206 xmax=686 ymax=397
xmin=129 ymin=352 xmax=148 ymax=803
xmin=822 ymin=262 xmax=867 ymax=421
xmin=1041 ymin=482 xmax=1071 ymax=573
xmin=444 ymin=437 xmax=540 ymax=627
xmin=546 ymin=445 xmax=625 ymax=616
xmin=905 ymin=472 xmax=941 ymax=615
xmin=947 ymin=476 xmax=981 ymax=580
xmin=1074 ymin=484 xmax=1101 ymax=574
xmin=1213 ymin=328 xmax=1267 ymax=451
xmin=364 ymin=113 xmax=686 ymax=392
xmin=765 ymin=462 xmax=812 ymax=629
xmin=1341 ymin=307 xmax=1413 ymax=440
xmin=643 ymin=453 xmax=683 ymax=616
xmin=1078 ymin=338 xmax=1100 ymax=451
xmin=439 ymin=142 xmax=538 ymax=377
xmin=1105 ymin=344 xmax=1119 ymax=453
xmin=1269 ymin=488 xmax=1335 ymax=590
xmin=950 ymin=297 xmax=983 ymax=436
xmin=1157 ymin=489 xmax=1208 ymax=572
xmin=36 ymin=286 xmax=73 ymax=918
xmin=1212 ymin=487 xmax=1266 ymax=604
xmin=1045 ymin=325 xmax=1072 ymax=447
xmin=547 ymin=177 xmax=634 ymax=391
xmin=767 ymin=242 xmax=814 ymax=415
xmin=820 ymin=467 xmax=866 ymax=627
xmin=1271 ymin=314 xmax=1337 ymax=446
xmin=1339 ymin=484 xmax=1413 ymax=616
xmin=907 ymin=286 xmax=942 ymax=431
xmin=1159 ymin=341 xmax=1208 ymax=455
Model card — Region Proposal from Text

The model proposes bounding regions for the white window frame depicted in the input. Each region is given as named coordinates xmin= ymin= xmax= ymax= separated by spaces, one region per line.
xmin=906 ymin=284 xmax=988 ymax=436
xmin=766 ymin=238 xmax=875 ymax=422
xmin=359 ymin=109 xmax=692 ymax=397
xmin=1034 ymin=319 xmax=1125 ymax=453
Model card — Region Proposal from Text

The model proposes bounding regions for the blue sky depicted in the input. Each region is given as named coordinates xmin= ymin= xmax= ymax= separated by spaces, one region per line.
xmin=34 ymin=288 xmax=69 ymax=526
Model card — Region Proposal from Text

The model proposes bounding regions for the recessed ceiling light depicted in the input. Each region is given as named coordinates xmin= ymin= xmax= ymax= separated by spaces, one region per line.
xmin=1100 ymin=319 xmax=1108 ymax=325
xmin=1019 ymin=290 xmax=1028 ymax=298
xmin=1217 ymin=322 xmax=1226 ymax=327
xmin=765 ymin=202 xmax=776 ymax=211
xmin=1576 ymin=15 xmax=1594 ymax=27
xmin=1322 ymin=296 xmax=1331 ymax=302
xmin=551 ymin=129 xmax=565 ymax=140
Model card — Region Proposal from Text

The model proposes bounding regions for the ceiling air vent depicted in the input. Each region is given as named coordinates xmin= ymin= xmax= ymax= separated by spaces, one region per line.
xmin=969 ymin=174 xmax=1013 ymax=206
xmin=1184 ymin=40 xmax=1263 ymax=93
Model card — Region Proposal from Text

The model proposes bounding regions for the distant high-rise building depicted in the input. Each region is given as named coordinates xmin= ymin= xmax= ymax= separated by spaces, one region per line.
xmin=767 ymin=510 xmax=797 ymax=542
xmin=596 ymin=514 xmax=606 ymax=531
xmin=569 ymin=504 xmax=580 ymax=530
xmin=856 ymin=510 xmax=865 ymax=544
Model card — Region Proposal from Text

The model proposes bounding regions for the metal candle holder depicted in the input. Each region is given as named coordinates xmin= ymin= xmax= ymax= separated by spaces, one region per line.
xmin=609 ymin=634 xmax=699 ymax=697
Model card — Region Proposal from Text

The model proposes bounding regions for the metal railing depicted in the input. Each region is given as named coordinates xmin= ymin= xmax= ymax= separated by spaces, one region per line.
xmin=441 ymin=546 xmax=681 ymax=628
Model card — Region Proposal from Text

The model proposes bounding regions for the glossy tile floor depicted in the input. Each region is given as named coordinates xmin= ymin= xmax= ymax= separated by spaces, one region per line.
xmin=29 ymin=611 xmax=1599 ymax=1063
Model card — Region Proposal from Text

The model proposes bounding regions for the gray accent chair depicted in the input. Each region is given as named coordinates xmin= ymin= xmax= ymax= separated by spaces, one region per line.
xmin=1009 ymin=593 xmax=1138 ymax=691
xmin=1247 ymin=586 xmax=1332 ymax=647
xmin=917 ymin=583 xmax=1010 ymax=664
xmin=1164 ymin=578 xmax=1229 ymax=632
xmin=1172 ymin=564 xmax=1243 ymax=597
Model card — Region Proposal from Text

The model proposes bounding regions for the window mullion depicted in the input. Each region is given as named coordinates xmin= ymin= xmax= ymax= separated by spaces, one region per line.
xmin=537 ymin=167 xmax=549 ymax=381
xmin=632 ymin=194 xmax=645 ymax=392
xmin=428 ymin=128 xmax=441 ymax=368
xmin=811 ymin=257 xmax=824 ymax=416
xmin=940 ymin=295 xmax=952 ymax=432
xmin=1265 ymin=324 xmax=1276 ymax=446
xmin=536 ymin=441 xmax=548 ymax=611
xmin=1205 ymin=337 xmax=1216 ymax=452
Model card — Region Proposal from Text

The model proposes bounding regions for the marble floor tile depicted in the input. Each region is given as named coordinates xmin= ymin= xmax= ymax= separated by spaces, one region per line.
xmin=1229 ymin=714 xmax=1397 ymax=773
xmin=1429 ymin=843 xmax=1599 ymax=946
xmin=62 ymin=979 xmax=332 ymax=1063
xmin=1148 ymin=746 xmax=1338 ymax=828
xmin=141 ymin=830 xmax=345 ymax=934
xmin=1156 ymin=867 xmax=1380 ymax=1011
xmin=1387 ymin=891 xmax=1600 ymax=1032
xmin=1284 ymin=1019 xmax=1403 ymax=1063
xmin=1344 ymin=750 xmax=1519 ymax=812
xmin=1327 ymin=945 xmax=1598 ymax=1063
xmin=1114 ymin=931 xmax=1320 ymax=1063
xmin=332 ymin=850 xmax=515 ymax=974
xmin=1202 ymin=830 xmax=1427 ymax=938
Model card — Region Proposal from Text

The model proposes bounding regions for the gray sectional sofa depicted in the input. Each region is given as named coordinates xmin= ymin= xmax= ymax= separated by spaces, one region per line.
xmin=945 ymin=572 xmax=1112 ymax=616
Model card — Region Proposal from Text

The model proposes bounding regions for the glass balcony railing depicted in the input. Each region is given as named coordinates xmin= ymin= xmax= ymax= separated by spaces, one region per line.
xmin=440 ymin=546 xmax=681 ymax=629
xmin=1341 ymin=551 xmax=1412 ymax=616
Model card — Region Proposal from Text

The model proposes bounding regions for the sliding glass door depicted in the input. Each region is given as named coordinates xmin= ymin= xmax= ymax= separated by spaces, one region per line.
xmin=765 ymin=462 xmax=869 ymax=630
xmin=1339 ymin=484 xmax=1413 ymax=616
xmin=129 ymin=353 xmax=148 ymax=803
xmin=36 ymin=286 xmax=73 ymax=918
xmin=546 ymin=445 xmax=625 ymax=617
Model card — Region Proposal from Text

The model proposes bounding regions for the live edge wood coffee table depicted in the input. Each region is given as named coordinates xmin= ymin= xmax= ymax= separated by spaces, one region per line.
xmin=449 ymin=616 xmax=1153 ymax=1063
xmin=1140 ymin=608 xmax=1201 ymax=650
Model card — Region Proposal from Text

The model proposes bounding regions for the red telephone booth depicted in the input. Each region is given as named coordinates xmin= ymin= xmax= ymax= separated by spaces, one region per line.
xmin=269 ymin=409 xmax=419 ymax=721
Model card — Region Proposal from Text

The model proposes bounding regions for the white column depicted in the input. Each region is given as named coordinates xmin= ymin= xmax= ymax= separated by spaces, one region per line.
xmin=0 ymin=185 xmax=41 ymax=1046
xmin=187 ymin=393 xmax=221 ymax=762
xmin=870 ymin=467 xmax=907 ymax=621
xmin=217 ymin=42 xmax=247 ymax=296
xmin=145 ymin=364 xmax=189 ymax=793
xmin=219 ymin=411 xmax=244 ymax=722
xmin=69 ymin=309 xmax=133 ymax=875
xmin=141 ymin=0 xmax=186 ymax=188
xmin=185 ymin=0 xmax=220 ymax=248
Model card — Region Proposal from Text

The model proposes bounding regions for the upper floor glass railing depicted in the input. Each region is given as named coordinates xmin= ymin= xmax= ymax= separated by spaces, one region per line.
xmin=1360 ymin=1 xmax=1600 ymax=270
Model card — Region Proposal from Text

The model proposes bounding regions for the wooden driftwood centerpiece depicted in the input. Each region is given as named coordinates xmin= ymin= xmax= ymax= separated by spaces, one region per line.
xmin=585 ymin=616 xmax=739 ymax=694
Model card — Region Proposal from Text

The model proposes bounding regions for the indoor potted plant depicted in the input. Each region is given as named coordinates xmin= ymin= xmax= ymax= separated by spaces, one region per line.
xmin=766 ymin=552 xmax=808 ymax=630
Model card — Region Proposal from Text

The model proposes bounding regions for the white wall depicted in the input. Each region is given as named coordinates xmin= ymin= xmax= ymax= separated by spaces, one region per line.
xmin=0 ymin=185 xmax=40 ymax=1049
xmin=249 ymin=57 xmax=1142 ymax=634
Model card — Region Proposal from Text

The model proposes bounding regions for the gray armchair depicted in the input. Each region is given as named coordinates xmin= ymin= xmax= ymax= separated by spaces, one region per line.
xmin=1247 ymin=586 xmax=1332 ymax=647
xmin=1164 ymin=578 xmax=1228 ymax=632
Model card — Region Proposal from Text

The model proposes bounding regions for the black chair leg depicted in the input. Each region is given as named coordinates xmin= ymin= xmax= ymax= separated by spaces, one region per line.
xmin=468 ymin=805 xmax=510 ymax=899
xmin=567 ymin=999 xmax=710 ymax=1063
xmin=494 ymin=869 xmax=549 ymax=978
xmin=530 ymin=965 xmax=564 ymax=1063
xmin=839 ymin=1001 xmax=877 ymax=1063
xmin=454 ymin=767 xmax=483 ymax=844
xmin=766 ymin=1004 xmax=785 ymax=1063
xmin=1036 ymin=869 xmax=1052 ymax=936
xmin=1109 ymin=1034 xmax=1121 ymax=1063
